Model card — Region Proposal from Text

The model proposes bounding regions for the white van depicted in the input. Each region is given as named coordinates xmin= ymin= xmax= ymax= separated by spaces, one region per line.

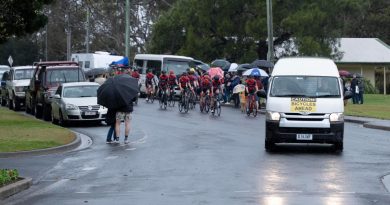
xmin=133 ymin=54 xmax=194 ymax=95
xmin=261 ymin=57 xmax=351 ymax=152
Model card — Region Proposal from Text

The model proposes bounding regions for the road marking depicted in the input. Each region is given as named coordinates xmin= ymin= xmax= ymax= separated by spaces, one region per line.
xmin=126 ymin=148 xmax=137 ymax=151
xmin=105 ymin=156 xmax=119 ymax=160
xmin=82 ymin=166 xmax=97 ymax=171
xmin=180 ymin=190 xmax=196 ymax=193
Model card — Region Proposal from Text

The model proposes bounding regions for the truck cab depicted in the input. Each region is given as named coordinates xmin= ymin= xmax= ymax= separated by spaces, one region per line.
xmin=262 ymin=57 xmax=351 ymax=152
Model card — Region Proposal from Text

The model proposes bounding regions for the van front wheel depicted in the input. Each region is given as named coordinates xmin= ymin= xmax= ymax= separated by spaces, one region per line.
xmin=334 ymin=141 xmax=343 ymax=152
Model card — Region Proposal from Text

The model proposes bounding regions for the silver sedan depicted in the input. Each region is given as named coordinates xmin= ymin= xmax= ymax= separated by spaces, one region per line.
xmin=51 ymin=82 xmax=107 ymax=126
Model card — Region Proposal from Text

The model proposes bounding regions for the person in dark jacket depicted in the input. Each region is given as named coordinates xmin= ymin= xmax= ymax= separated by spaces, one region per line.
xmin=105 ymin=108 xmax=117 ymax=144
xmin=350 ymin=74 xmax=359 ymax=104
xmin=357 ymin=78 xmax=364 ymax=104
xmin=115 ymin=101 xmax=133 ymax=144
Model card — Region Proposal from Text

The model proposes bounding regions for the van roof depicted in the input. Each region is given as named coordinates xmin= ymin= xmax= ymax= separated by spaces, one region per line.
xmin=271 ymin=57 xmax=339 ymax=77
xmin=134 ymin=54 xmax=194 ymax=61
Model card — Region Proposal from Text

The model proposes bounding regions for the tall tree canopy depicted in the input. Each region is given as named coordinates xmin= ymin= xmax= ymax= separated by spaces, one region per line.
xmin=149 ymin=0 xmax=389 ymax=63
xmin=0 ymin=0 xmax=53 ymax=44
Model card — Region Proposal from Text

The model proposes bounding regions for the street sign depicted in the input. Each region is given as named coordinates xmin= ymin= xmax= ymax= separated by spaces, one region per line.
xmin=8 ymin=56 xmax=13 ymax=67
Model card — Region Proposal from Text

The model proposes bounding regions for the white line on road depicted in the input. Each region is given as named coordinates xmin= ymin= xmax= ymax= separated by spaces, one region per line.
xmin=126 ymin=148 xmax=137 ymax=151
xmin=180 ymin=190 xmax=196 ymax=193
xmin=105 ymin=156 xmax=119 ymax=160
xmin=82 ymin=166 xmax=97 ymax=171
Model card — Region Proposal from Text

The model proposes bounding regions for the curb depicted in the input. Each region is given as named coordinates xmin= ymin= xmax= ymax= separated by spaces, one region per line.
xmin=364 ymin=123 xmax=390 ymax=132
xmin=0 ymin=177 xmax=32 ymax=200
xmin=0 ymin=132 xmax=82 ymax=158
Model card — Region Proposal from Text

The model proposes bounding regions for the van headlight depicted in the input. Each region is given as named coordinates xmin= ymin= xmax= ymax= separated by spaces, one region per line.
xmin=65 ymin=104 xmax=78 ymax=110
xmin=266 ymin=111 xmax=280 ymax=121
xmin=329 ymin=113 xmax=344 ymax=122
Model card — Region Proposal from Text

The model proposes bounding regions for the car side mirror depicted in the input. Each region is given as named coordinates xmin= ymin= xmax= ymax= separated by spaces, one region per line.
xmin=344 ymin=91 xmax=353 ymax=100
xmin=257 ymin=90 xmax=267 ymax=99
xmin=53 ymin=94 xmax=61 ymax=99
xmin=0 ymin=81 xmax=5 ymax=86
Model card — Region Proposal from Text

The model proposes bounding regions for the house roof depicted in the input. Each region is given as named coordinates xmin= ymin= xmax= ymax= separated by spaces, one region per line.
xmin=336 ymin=38 xmax=390 ymax=64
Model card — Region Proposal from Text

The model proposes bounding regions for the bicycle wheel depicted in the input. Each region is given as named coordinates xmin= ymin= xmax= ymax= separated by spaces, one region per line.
xmin=216 ymin=100 xmax=221 ymax=116
xmin=184 ymin=94 xmax=189 ymax=113
xmin=253 ymin=103 xmax=258 ymax=117
xmin=163 ymin=93 xmax=167 ymax=110
xmin=205 ymin=96 xmax=210 ymax=113
xmin=246 ymin=98 xmax=252 ymax=117
xmin=150 ymin=93 xmax=155 ymax=103
xmin=178 ymin=98 xmax=183 ymax=112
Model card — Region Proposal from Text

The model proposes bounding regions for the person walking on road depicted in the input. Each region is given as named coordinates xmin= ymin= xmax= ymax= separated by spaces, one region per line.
xmin=115 ymin=101 xmax=133 ymax=144
xmin=105 ymin=108 xmax=117 ymax=144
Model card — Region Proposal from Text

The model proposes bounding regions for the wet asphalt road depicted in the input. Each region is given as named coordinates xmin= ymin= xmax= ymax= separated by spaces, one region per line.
xmin=2 ymin=101 xmax=390 ymax=205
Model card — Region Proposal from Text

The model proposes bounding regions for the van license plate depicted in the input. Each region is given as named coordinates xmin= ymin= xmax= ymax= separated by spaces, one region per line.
xmin=296 ymin=134 xmax=313 ymax=140
xmin=84 ymin=111 xmax=96 ymax=116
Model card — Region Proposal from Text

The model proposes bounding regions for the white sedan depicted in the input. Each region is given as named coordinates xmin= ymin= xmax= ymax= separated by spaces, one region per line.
xmin=51 ymin=82 xmax=107 ymax=125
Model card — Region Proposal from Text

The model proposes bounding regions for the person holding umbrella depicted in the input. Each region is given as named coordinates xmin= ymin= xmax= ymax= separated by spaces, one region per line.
xmin=98 ymin=74 xmax=139 ymax=144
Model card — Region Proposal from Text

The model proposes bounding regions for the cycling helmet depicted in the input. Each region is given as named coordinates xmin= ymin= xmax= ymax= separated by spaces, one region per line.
xmin=182 ymin=72 xmax=188 ymax=76
xmin=213 ymin=76 xmax=220 ymax=81
xmin=169 ymin=70 xmax=174 ymax=75
xmin=189 ymin=68 xmax=195 ymax=73
xmin=162 ymin=70 xmax=166 ymax=74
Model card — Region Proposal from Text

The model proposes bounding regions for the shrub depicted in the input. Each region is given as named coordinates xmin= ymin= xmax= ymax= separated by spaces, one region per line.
xmin=0 ymin=169 xmax=19 ymax=186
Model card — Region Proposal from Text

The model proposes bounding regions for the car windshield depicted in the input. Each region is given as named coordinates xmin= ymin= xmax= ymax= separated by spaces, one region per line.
xmin=163 ymin=60 xmax=191 ymax=75
xmin=46 ymin=69 xmax=84 ymax=85
xmin=270 ymin=76 xmax=341 ymax=98
xmin=15 ymin=69 xmax=34 ymax=80
xmin=63 ymin=85 xmax=98 ymax=98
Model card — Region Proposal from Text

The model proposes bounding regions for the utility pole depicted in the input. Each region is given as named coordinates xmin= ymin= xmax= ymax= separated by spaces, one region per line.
xmin=125 ymin=0 xmax=130 ymax=58
xmin=266 ymin=0 xmax=274 ymax=62
xmin=86 ymin=8 xmax=90 ymax=53
xmin=45 ymin=25 xmax=48 ymax=61
xmin=66 ymin=12 xmax=72 ymax=61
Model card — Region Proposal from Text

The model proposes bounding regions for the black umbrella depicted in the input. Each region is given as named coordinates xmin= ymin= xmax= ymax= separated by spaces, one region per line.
xmin=211 ymin=59 xmax=231 ymax=71
xmin=97 ymin=74 xmax=139 ymax=109
xmin=236 ymin=63 xmax=252 ymax=71
xmin=85 ymin=68 xmax=106 ymax=77
xmin=250 ymin=60 xmax=274 ymax=68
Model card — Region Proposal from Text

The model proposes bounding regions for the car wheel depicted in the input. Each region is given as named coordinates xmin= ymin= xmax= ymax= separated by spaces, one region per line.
xmin=13 ymin=97 xmax=20 ymax=111
xmin=43 ymin=104 xmax=52 ymax=121
xmin=51 ymin=110 xmax=58 ymax=125
xmin=35 ymin=104 xmax=43 ymax=118
xmin=58 ymin=111 xmax=67 ymax=127
xmin=334 ymin=141 xmax=343 ymax=153
xmin=265 ymin=129 xmax=276 ymax=152
xmin=8 ymin=98 xmax=13 ymax=110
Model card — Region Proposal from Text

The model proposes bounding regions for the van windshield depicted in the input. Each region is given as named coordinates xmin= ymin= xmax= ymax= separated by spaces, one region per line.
xmin=163 ymin=60 xmax=191 ymax=75
xmin=15 ymin=69 xmax=34 ymax=80
xmin=46 ymin=69 xmax=84 ymax=86
xmin=270 ymin=76 xmax=341 ymax=98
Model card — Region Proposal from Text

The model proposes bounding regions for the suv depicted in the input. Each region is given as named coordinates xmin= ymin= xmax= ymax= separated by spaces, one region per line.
xmin=25 ymin=61 xmax=85 ymax=121
xmin=5 ymin=66 xmax=34 ymax=110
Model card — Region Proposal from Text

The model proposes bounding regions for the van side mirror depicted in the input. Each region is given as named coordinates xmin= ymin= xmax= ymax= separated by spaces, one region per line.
xmin=257 ymin=90 xmax=267 ymax=99
xmin=0 ymin=81 xmax=5 ymax=86
xmin=344 ymin=91 xmax=353 ymax=100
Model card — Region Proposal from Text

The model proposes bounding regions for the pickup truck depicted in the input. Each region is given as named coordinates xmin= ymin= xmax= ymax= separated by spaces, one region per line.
xmin=25 ymin=61 xmax=85 ymax=121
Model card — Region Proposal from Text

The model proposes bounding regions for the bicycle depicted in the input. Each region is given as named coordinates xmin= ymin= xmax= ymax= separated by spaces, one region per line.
xmin=167 ymin=87 xmax=176 ymax=107
xmin=146 ymin=85 xmax=155 ymax=103
xmin=210 ymin=93 xmax=221 ymax=117
xmin=246 ymin=93 xmax=257 ymax=117
xmin=199 ymin=90 xmax=211 ymax=113
xmin=178 ymin=88 xmax=189 ymax=113
xmin=188 ymin=88 xmax=196 ymax=110
xmin=159 ymin=88 xmax=168 ymax=110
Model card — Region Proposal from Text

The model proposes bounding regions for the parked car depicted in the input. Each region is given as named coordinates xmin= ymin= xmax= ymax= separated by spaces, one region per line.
xmin=5 ymin=66 xmax=34 ymax=110
xmin=25 ymin=61 xmax=85 ymax=121
xmin=51 ymin=82 xmax=107 ymax=126
xmin=0 ymin=70 xmax=10 ymax=106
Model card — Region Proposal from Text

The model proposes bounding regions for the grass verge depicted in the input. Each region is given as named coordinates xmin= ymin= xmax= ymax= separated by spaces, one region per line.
xmin=345 ymin=94 xmax=390 ymax=120
xmin=0 ymin=108 xmax=75 ymax=152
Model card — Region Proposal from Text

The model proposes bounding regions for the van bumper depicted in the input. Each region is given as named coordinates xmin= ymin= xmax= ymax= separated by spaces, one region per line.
xmin=265 ymin=121 xmax=344 ymax=144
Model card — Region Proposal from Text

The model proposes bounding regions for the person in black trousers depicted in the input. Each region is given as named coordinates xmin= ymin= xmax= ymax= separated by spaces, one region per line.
xmin=350 ymin=74 xmax=359 ymax=104
xmin=105 ymin=108 xmax=117 ymax=144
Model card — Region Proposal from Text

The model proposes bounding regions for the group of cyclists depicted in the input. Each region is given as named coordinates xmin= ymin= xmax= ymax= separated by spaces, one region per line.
xmin=141 ymin=67 xmax=224 ymax=114
xmin=121 ymin=65 xmax=262 ymax=117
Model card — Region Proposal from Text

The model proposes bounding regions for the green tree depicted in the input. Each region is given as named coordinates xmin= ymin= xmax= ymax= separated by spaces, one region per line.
xmin=0 ymin=37 xmax=41 ymax=66
xmin=0 ymin=0 xmax=53 ymax=44
xmin=149 ymin=0 xmax=388 ymax=63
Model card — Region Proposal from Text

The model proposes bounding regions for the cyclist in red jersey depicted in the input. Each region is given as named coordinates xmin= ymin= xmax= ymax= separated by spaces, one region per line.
xmin=168 ymin=70 xmax=177 ymax=88
xmin=158 ymin=70 xmax=169 ymax=98
xmin=145 ymin=70 xmax=156 ymax=100
xmin=200 ymin=74 xmax=212 ymax=96
xmin=245 ymin=75 xmax=259 ymax=110
xmin=131 ymin=68 xmax=140 ymax=79
xmin=211 ymin=75 xmax=222 ymax=113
